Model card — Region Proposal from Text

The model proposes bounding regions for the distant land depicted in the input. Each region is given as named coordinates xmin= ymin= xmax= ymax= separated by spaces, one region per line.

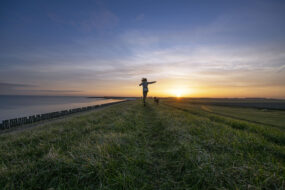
xmin=89 ymin=97 xmax=285 ymax=110
xmin=88 ymin=96 xmax=138 ymax=100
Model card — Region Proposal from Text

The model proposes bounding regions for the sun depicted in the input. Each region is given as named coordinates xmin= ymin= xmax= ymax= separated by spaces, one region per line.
xmin=173 ymin=89 xmax=183 ymax=98
xmin=176 ymin=92 xmax=181 ymax=97
xmin=169 ymin=87 xmax=192 ymax=98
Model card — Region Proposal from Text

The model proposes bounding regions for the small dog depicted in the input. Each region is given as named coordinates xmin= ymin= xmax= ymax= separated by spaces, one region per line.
xmin=154 ymin=97 xmax=159 ymax=105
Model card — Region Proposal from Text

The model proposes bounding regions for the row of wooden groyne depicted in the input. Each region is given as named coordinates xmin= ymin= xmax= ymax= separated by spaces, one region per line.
xmin=0 ymin=100 xmax=126 ymax=131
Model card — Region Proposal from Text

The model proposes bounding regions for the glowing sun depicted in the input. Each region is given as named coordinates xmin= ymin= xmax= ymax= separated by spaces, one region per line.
xmin=173 ymin=89 xmax=183 ymax=98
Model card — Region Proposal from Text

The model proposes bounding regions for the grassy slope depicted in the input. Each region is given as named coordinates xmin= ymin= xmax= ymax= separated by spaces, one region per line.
xmin=0 ymin=100 xmax=284 ymax=189
xmin=199 ymin=104 xmax=285 ymax=129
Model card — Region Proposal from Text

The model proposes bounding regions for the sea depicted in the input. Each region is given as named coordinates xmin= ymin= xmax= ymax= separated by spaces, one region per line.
xmin=0 ymin=95 xmax=122 ymax=122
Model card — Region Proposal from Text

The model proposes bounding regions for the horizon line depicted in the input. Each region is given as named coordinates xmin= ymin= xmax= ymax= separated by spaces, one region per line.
xmin=1 ymin=94 xmax=285 ymax=100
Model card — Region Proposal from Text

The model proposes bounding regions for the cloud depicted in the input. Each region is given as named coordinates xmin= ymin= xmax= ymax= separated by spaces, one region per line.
xmin=28 ymin=90 xmax=82 ymax=93
xmin=2 ymin=40 xmax=285 ymax=91
xmin=0 ymin=82 xmax=82 ymax=95
xmin=0 ymin=82 xmax=35 ymax=89
xmin=0 ymin=82 xmax=36 ymax=94
xmin=278 ymin=65 xmax=285 ymax=73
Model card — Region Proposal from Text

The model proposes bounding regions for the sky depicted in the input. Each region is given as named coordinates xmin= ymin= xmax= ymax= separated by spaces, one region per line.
xmin=1 ymin=0 xmax=285 ymax=98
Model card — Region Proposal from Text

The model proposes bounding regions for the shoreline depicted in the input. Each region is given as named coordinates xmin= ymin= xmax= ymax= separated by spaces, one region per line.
xmin=88 ymin=96 xmax=138 ymax=100
xmin=0 ymin=100 xmax=128 ymax=132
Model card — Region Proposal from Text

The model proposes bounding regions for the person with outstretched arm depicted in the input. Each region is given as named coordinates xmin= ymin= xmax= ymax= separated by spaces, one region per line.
xmin=139 ymin=78 xmax=156 ymax=106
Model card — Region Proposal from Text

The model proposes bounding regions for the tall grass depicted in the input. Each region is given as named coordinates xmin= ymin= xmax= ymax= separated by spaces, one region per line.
xmin=0 ymin=100 xmax=284 ymax=189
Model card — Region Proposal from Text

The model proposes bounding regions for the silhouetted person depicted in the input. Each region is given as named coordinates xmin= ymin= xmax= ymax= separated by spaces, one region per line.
xmin=154 ymin=97 xmax=159 ymax=105
xmin=139 ymin=78 xmax=156 ymax=106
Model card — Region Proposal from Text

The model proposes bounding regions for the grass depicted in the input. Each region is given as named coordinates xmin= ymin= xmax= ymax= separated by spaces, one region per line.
xmin=0 ymin=99 xmax=284 ymax=189
xmin=199 ymin=104 xmax=285 ymax=129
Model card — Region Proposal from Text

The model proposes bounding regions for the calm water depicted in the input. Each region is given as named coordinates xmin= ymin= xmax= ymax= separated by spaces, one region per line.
xmin=0 ymin=95 xmax=122 ymax=122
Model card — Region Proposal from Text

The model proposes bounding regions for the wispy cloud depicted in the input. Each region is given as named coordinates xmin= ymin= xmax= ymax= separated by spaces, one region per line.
xmin=28 ymin=89 xmax=82 ymax=93
xmin=0 ymin=82 xmax=82 ymax=95
xmin=0 ymin=82 xmax=35 ymax=89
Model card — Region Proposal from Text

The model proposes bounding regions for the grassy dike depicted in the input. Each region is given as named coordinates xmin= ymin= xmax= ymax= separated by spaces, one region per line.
xmin=0 ymin=100 xmax=284 ymax=189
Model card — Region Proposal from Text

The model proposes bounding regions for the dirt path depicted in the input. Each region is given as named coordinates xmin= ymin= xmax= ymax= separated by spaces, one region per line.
xmin=138 ymin=104 xmax=183 ymax=189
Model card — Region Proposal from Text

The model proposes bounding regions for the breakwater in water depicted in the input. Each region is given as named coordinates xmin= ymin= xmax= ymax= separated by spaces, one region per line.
xmin=0 ymin=100 xmax=126 ymax=130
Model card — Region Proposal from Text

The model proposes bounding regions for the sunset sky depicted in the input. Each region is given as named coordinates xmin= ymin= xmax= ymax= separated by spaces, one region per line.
xmin=1 ymin=0 xmax=285 ymax=98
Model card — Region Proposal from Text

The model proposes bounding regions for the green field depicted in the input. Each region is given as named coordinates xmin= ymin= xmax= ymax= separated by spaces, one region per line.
xmin=0 ymin=99 xmax=284 ymax=189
